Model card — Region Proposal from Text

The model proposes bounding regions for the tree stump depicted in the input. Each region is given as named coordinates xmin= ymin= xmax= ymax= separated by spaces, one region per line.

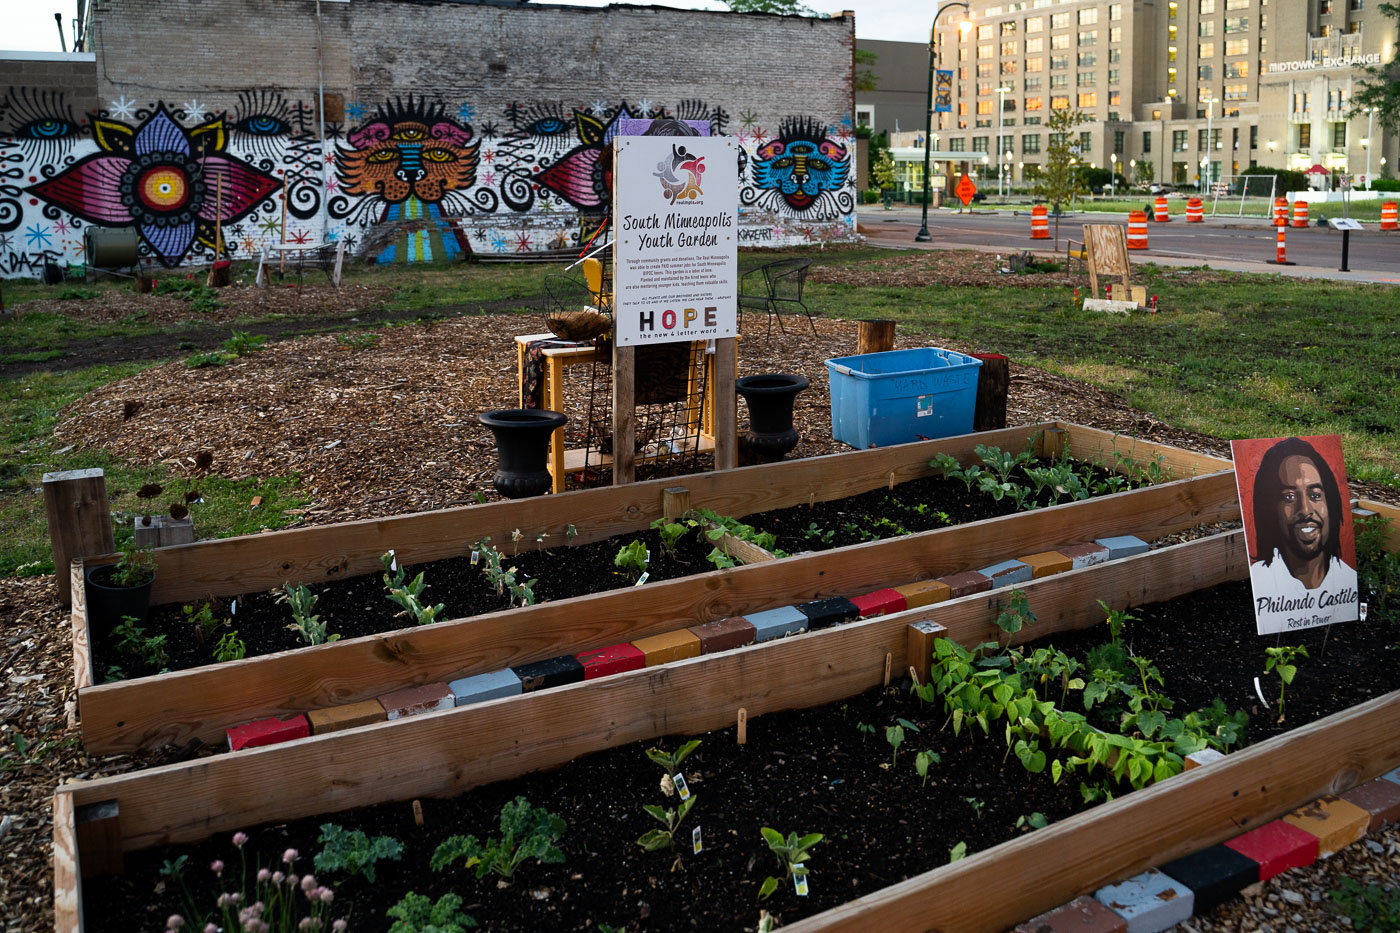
xmin=971 ymin=354 xmax=1009 ymax=432
xmin=856 ymin=320 xmax=896 ymax=356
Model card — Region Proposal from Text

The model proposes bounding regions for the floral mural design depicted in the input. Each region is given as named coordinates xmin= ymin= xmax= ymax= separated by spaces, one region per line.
xmin=25 ymin=104 xmax=279 ymax=266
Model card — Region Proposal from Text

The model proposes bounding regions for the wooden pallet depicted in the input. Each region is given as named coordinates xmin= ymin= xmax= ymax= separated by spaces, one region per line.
xmin=72 ymin=424 xmax=1234 ymax=754
xmin=53 ymin=502 xmax=1400 ymax=932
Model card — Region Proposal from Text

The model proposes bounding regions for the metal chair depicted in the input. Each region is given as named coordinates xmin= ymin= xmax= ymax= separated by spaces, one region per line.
xmin=738 ymin=257 xmax=816 ymax=338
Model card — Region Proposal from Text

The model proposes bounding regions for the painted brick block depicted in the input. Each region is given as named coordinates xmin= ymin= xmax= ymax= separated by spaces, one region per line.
xmin=379 ymin=682 xmax=454 ymax=720
xmin=1282 ymin=794 xmax=1371 ymax=856
xmin=1015 ymin=895 xmax=1127 ymax=933
xmin=631 ymin=629 xmax=703 ymax=665
xmin=1183 ymin=748 xmax=1226 ymax=770
xmin=849 ymin=588 xmax=907 ymax=619
xmin=449 ymin=668 xmax=523 ymax=706
xmin=1382 ymin=766 xmax=1400 ymax=786
xmin=512 ymin=654 xmax=586 ymax=691
xmin=307 ymin=700 xmax=386 ymax=735
xmin=1158 ymin=844 xmax=1259 ymax=913
xmin=894 ymin=579 xmax=952 ymax=608
xmin=1094 ymin=535 xmax=1150 ymax=560
xmin=745 ymin=605 xmax=809 ymax=642
xmin=978 ymin=558 xmax=1034 ymax=587
xmin=1018 ymin=550 xmax=1073 ymax=578
xmin=937 ymin=569 xmax=992 ymax=598
xmin=1094 ymin=868 xmax=1193 ymax=933
xmin=576 ymin=643 xmax=647 ymax=679
xmin=1340 ymin=778 xmax=1400 ymax=833
xmin=1224 ymin=820 xmax=1319 ymax=881
xmin=227 ymin=714 xmax=310 ymax=751
xmin=1059 ymin=541 xmax=1111 ymax=569
xmin=689 ymin=616 xmax=756 ymax=653
xmin=797 ymin=596 xmax=860 ymax=629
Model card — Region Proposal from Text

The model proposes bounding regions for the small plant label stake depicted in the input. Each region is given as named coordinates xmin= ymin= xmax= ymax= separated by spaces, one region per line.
xmin=883 ymin=652 xmax=892 ymax=687
xmin=388 ymin=550 xmax=398 ymax=573
xmin=692 ymin=826 xmax=703 ymax=854
xmin=673 ymin=773 xmax=690 ymax=801
xmin=471 ymin=549 xmax=480 ymax=566
xmin=1253 ymin=676 xmax=1269 ymax=708
xmin=635 ymin=571 xmax=650 ymax=586
xmin=229 ymin=599 xmax=237 ymax=616
xmin=737 ymin=707 xmax=747 ymax=745
xmin=412 ymin=799 xmax=424 ymax=828
xmin=794 ymin=872 xmax=809 ymax=896
xmin=1360 ymin=602 xmax=1368 ymax=621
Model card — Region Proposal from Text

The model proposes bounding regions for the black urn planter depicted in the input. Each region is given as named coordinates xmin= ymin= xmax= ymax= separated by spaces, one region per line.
xmin=84 ymin=564 xmax=154 ymax=638
xmin=736 ymin=373 xmax=810 ymax=463
xmin=478 ymin=408 xmax=569 ymax=499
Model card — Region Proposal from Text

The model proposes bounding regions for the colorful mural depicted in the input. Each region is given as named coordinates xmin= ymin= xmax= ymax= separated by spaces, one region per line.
xmin=1 ymin=88 xmax=856 ymax=277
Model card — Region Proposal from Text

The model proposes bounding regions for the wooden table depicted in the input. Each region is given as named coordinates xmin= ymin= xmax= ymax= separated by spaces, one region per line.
xmin=514 ymin=334 xmax=726 ymax=493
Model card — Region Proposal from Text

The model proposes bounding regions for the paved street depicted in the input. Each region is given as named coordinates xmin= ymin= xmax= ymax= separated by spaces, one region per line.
xmin=858 ymin=206 xmax=1400 ymax=283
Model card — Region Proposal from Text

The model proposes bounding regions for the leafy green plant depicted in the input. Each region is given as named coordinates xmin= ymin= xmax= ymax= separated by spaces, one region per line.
xmin=382 ymin=551 xmax=446 ymax=625
xmin=57 ymin=286 xmax=100 ymax=300
xmin=213 ymin=630 xmax=246 ymax=662
xmin=1264 ymin=644 xmax=1309 ymax=723
xmin=994 ymin=589 xmax=1036 ymax=642
xmin=279 ymin=584 xmax=338 ymax=645
xmin=963 ymin=796 xmax=986 ymax=819
xmin=336 ymin=331 xmax=381 ymax=351
xmin=802 ymin=522 xmax=835 ymax=545
xmin=615 ymin=539 xmax=649 ymax=580
xmin=107 ymin=545 xmax=156 ymax=587
xmin=1356 ymin=513 xmax=1400 ymax=617
xmin=1100 ymin=600 xmax=1137 ymax=646
xmin=948 ymin=841 xmax=969 ymax=862
xmin=637 ymin=795 xmax=697 ymax=852
xmin=646 ymin=739 xmax=701 ymax=775
xmin=185 ymin=350 xmax=231 ymax=368
xmin=856 ymin=722 xmax=876 ymax=742
xmin=111 ymin=614 xmax=168 ymax=667
xmin=652 ymin=520 xmax=689 ymax=558
xmin=386 ymin=892 xmax=479 ymax=933
xmin=314 ymin=822 xmax=403 ymax=882
xmin=1330 ymin=876 xmax=1400 ymax=933
xmin=975 ymin=443 xmax=1033 ymax=484
xmin=471 ymin=539 xmax=537 ymax=608
xmin=430 ymin=797 xmax=566 ymax=880
xmin=223 ymin=330 xmax=266 ymax=356
xmin=181 ymin=602 xmax=219 ymax=644
xmin=885 ymin=718 xmax=920 ymax=766
xmin=706 ymin=547 xmax=737 ymax=570
xmin=914 ymin=749 xmax=941 ymax=787
xmin=756 ymin=828 xmax=823 ymax=900
xmin=1016 ymin=812 xmax=1049 ymax=831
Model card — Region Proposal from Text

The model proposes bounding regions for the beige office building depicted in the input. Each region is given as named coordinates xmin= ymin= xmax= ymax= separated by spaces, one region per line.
xmin=917 ymin=0 xmax=1397 ymax=187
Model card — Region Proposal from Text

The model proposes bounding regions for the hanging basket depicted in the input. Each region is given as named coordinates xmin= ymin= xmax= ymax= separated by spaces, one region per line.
xmin=543 ymin=274 xmax=614 ymax=341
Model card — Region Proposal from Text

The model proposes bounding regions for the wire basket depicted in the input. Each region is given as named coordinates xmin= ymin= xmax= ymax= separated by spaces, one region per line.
xmin=543 ymin=274 xmax=614 ymax=342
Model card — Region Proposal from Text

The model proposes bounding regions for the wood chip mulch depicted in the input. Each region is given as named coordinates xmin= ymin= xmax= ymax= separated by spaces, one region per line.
xmin=4 ymin=305 xmax=1396 ymax=932
xmin=18 ymin=282 xmax=394 ymax=327
xmin=807 ymin=249 xmax=1250 ymax=289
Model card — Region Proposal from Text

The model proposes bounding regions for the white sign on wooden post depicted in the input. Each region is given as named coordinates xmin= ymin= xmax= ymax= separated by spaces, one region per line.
xmin=612 ymin=136 xmax=738 ymax=346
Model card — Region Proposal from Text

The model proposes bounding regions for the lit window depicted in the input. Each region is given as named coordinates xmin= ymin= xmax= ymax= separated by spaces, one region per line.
xmin=1052 ymin=33 xmax=1070 ymax=48
xmin=979 ymin=44 xmax=994 ymax=58
xmin=1026 ymin=37 xmax=1043 ymax=52
xmin=1078 ymin=8 xmax=1098 ymax=24
xmin=1199 ymin=0 xmax=1216 ymax=12
xmin=1051 ymin=12 xmax=1069 ymax=28
xmin=1025 ymin=96 xmax=1043 ymax=110
xmin=978 ymin=99 xmax=994 ymax=114
xmin=1225 ymin=39 xmax=1248 ymax=55
xmin=1224 ymin=83 xmax=1249 ymax=99
xmin=1026 ymin=16 xmax=1043 ymax=32
xmin=1225 ymin=60 xmax=1248 ymax=77
xmin=1001 ymin=60 xmax=1018 ymax=74
xmin=1111 ymin=26 xmax=1122 ymax=42
xmin=1078 ymin=92 xmax=1098 ymax=107
xmin=978 ymin=23 xmax=993 ymax=39
xmin=1078 ymin=30 xmax=1097 ymax=45
xmin=1110 ymin=91 xmax=1121 ymax=105
xmin=1199 ymin=42 xmax=1215 ymax=57
xmin=1026 ymin=57 xmax=1044 ymax=71
xmin=1001 ymin=40 xmax=1018 ymax=55
xmin=1051 ymin=95 xmax=1070 ymax=109
xmin=1001 ymin=20 xmax=1017 ymax=34
xmin=1078 ymin=51 xmax=1097 ymax=66
xmin=1169 ymin=45 xmax=1178 ymax=61
xmin=1109 ymin=3 xmax=1122 ymax=19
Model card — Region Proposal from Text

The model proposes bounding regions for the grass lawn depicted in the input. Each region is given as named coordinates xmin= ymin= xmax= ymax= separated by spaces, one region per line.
xmin=941 ymin=197 xmax=1394 ymax=221
xmin=2 ymin=247 xmax=1397 ymax=574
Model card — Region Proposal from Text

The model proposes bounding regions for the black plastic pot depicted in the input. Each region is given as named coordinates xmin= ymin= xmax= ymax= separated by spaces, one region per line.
xmin=84 ymin=564 xmax=154 ymax=638
xmin=478 ymin=408 xmax=569 ymax=498
xmin=736 ymin=373 xmax=810 ymax=463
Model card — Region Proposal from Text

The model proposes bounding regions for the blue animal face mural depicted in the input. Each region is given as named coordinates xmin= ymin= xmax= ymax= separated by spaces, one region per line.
xmin=746 ymin=117 xmax=852 ymax=219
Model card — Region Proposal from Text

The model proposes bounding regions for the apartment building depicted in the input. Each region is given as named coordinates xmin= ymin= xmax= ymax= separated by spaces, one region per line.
xmin=864 ymin=0 xmax=1397 ymax=189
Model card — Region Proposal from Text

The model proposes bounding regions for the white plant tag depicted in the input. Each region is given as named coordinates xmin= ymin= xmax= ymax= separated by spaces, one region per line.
xmin=390 ymin=551 xmax=398 ymax=572
xmin=471 ymin=550 xmax=480 ymax=565
xmin=646 ymin=549 xmax=651 ymax=563
xmin=794 ymin=872 xmax=809 ymax=896
xmin=692 ymin=825 xmax=702 ymax=854
xmin=635 ymin=571 xmax=650 ymax=586
xmin=229 ymin=599 xmax=237 ymax=615
xmin=673 ymin=773 xmax=690 ymax=800
xmin=1253 ymin=676 xmax=1268 ymax=707
xmin=1360 ymin=602 xmax=1368 ymax=621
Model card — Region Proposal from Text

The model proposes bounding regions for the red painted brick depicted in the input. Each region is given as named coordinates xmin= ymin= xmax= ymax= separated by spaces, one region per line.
xmin=688 ymin=616 xmax=756 ymax=653
xmin=850 ymin=588 xmax=908 ymax=618
xmin=576 ymin=643 xmax=646 ymax=679
xmin=226 ymin=714 xmax=310 ymax=751
xmin=937 ymin=570 xmax=992 ymax=597
xmin=1016 ymin=895 xmax=1127 ymax=932
xmin=1341 ymin=778 xmax=1400 ymax=832
xmin=1224 ymin=820 xmax=1319 ymax=881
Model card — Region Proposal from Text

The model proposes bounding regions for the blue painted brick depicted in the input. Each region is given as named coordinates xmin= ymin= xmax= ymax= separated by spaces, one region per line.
xmin=978 ymin=558 xmax=1033 ymax=586
xmin=1382 ymin=766 xmax=1400 ymax=786
xmin=449 ymin=668 xmax=523 ymax=706
xmin=1095 ymin=868 xmax=1194 ymax=933
xmin=1158 ymin=844 xmax=1259 ymax=913
xmin=1095 ymin=535 xmax=1150 ymax=560
xmin=746 ymin=605 xmax=809 ymax=642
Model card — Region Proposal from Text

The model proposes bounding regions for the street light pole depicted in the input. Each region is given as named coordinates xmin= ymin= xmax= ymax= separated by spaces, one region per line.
xmin=996 ymin=85 xmax=1011 ymax=199
xmin=1365 ymin=107 xmax=1375 ymax=186
xmin=1204 ymin=96 xmax=1215 ymax=192
xmin=917 ymin=0 xmax=972 ymax=242
xmin=1110 ymin=152 xmax=1117 ymax=197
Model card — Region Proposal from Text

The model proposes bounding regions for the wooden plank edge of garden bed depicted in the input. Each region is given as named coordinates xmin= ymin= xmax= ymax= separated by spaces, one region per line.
xmin=1059 ymin=424 xmax=1233 ymax=479
xmin=70 ymin=560 xmax=92 ymax=693
xmin=75 ymin=467 xmax=1245 ymax=754
xmin=131 ymin=422 xmax=1060 ymax=606
xmin=57 ymin=529 xmax=1249 ymax=859
xmin=1361 ymin=498 xmax=1400 ymax=550
xmin=52 ymin=792 xmax=82 ymax=933
xmin=788 ymin=687 xmax=1400 ymax=933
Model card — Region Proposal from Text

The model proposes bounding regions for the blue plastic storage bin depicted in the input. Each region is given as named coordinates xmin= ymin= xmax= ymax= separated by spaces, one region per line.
xmin=825 ymin=347 xmax=982 ymax=448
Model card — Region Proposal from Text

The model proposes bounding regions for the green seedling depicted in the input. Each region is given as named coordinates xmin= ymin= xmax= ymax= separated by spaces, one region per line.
xmin=948 ymin=841 xmax=969 ymax=862
xmin=1264 ymin=644 xmax=1309 ymax=723
xmin=914 ymin=749 xmax=941 ymax=787
xmin=856 ymin=722 xmax=876 ymax=742
xmin=181 ymin=602 xmax=219 ymax=644
xmin=637 ymin=795 xmax=697 ymax=853
xmin=885 ymin=718 xmax=920 ymax=766
xmin=645 ymin=739 xmax=701 ymax=775
xmin=757 ymin=828 xmax=823 ymax=900
xmin=213 ymin=630 xmax=246 ymax=663
xmin=430 ymin=797 xmax=566 ymax=880
xmin=279 ymin=584 xmax=338 ymax=645
xmin=615 ymin=539 xmax=649 ymax=580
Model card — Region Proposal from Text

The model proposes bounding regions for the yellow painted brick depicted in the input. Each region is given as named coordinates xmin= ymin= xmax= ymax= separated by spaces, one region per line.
xmin=1018 ymin=550 xmax=1073 ymax=578
xmin=306 ymin=699 xmax=386 ymax=735
xmin=1282 ymin=795 xmax=1371 ymax=856
xmin=631 ymin=629 xmax=702 ymax=666
xmin=894 ymin=579 xmax=952 ymax=609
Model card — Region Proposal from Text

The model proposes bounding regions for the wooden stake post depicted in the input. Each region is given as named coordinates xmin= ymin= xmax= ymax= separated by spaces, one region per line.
xmin=42 ymin=469 xmax=114 ymax=608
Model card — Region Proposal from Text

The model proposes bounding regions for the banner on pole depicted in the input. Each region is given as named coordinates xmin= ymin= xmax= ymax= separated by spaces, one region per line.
xmin=934 ymin=71 xmax=954 ymax=113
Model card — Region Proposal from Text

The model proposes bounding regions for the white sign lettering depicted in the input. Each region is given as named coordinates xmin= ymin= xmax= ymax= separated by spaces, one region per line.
xmin=1266 ymin=52 xmax=1381 ymax=73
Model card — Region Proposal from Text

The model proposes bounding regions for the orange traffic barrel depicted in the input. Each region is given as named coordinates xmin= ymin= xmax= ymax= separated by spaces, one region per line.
xmin=1381 ymin=201 xmax=1398 ymax=230
xmin=1291 ymin=200 xmax=1309 ymax=228
xmin=1030 ymin=204 xmax=1050 ymax=239
xmin=1273 ymin=197 xmax=1288 ymax=226
xmin=1186 ymin=197 xmax=1204 ymax=223
xmin=1154 ymin=195 xmax=1171 ymax=222
xmin=1127 ymin=210 xmax=1149 ymax=249
xmin=1273 ymin=224 xmax=1293 ymax=265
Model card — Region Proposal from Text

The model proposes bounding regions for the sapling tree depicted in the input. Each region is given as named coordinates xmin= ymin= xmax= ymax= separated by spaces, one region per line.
xmin=1264 ymin=645 xmax=1309 ymax=722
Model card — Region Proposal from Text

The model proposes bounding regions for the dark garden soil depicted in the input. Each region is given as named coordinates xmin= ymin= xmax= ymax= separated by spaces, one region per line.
xmin=91 ymin=463 xmax=1135 ymax=680
xmin=81 ymin=580 xmax=1400 ymax=933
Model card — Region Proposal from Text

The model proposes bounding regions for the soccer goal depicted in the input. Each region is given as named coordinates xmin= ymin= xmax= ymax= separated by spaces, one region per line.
xmin=1208 ymin=174 xmax=1278 ymax=217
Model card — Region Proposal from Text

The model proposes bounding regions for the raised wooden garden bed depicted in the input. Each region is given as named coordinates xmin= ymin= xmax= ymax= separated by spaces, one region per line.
xmin=53 ymin=499 xmax=1400 ymax=932
xmin=71 ymin=423 xmax=1236 ymax=755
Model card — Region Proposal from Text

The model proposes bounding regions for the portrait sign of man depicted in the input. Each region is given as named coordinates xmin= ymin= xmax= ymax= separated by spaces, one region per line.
xmin=1231 ymin=435 xmax=1359 ymax=636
